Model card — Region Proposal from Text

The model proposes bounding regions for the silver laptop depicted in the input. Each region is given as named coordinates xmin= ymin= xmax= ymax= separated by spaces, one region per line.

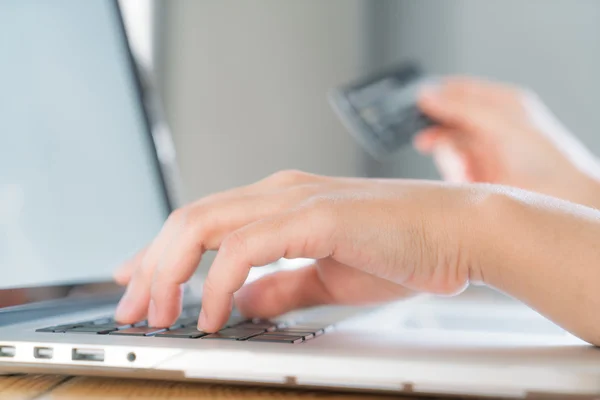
xmin=1 ymin=1 xmax=599 ymax=398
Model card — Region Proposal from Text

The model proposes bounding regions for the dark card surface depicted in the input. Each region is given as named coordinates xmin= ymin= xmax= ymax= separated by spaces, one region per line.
xmin=329 ymin=62 xmax=436 ymax=159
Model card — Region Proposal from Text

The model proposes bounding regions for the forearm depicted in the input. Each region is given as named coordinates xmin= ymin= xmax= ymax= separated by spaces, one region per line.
xmin=550 ymin=171 xmax=600 ymax=210
xmin=472 ymin=186 xmax=600 ymax=345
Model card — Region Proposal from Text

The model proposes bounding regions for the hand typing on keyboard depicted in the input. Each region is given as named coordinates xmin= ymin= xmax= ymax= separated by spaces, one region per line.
xmin=113 ymin=79 xmax=600 ymax=347
xmin=113 ymin=172 xmax=481 ymax=332
xmin=111 ymin=167 xmax=600 ymax=346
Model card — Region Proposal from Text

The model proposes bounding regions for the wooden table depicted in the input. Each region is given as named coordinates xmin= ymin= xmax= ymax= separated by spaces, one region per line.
xmin=0 ymin=374 xmax=484 ymax=400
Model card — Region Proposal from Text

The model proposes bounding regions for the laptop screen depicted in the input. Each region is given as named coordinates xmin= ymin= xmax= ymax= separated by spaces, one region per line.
xmin=0 ymin=0 xmax=169 ymax=291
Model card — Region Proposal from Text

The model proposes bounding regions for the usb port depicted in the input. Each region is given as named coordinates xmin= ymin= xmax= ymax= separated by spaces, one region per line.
xmin=0 ymin=346 xmax=16 ymax=358
xmin=34 ymin=347 xmax=53 ymax=359
xmin=71 ymin=348 xmax=104 ymax=362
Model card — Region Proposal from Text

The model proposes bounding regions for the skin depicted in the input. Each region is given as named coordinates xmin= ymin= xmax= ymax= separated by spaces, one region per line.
xmin=114 ymin=77 xmax=600 ymax=346
xmin=415 ymin=77 xmax=600 ymax=208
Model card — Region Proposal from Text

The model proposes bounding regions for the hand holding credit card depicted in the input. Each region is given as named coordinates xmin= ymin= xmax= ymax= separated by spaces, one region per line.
xmin=329 ymin=62 xmax=437 ymax=159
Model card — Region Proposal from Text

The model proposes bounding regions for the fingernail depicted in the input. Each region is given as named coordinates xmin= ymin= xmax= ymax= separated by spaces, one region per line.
xmin=148 ymin=299 xmax=158 ymax=327
xmin=197 ymin=309 xmax=208 ymax=331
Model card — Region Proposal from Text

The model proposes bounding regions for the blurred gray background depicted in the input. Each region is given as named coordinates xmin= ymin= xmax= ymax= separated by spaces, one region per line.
xmin=122 ymin=0 xmax=600 ymax=201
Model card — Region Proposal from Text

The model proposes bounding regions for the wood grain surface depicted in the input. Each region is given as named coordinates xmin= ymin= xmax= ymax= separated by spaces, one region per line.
xmin=0 ymin=374 xmax=472 ymax=400
xmin=0 ymin=375 xmax=66 ymax=400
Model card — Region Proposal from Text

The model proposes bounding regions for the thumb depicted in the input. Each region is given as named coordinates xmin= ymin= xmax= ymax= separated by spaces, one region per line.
xmin=235 ymin=260 xmax=416 ymax=319
xmin=414 ymin=127 xmax=474 ymax=183
xmin=234 ymin=265 xmax=333 ymax=319
xmin=418 ymin=83 xmax=513 ymax=137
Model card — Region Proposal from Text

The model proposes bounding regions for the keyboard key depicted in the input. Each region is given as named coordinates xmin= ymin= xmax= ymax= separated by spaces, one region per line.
xmin=36 ymin=323 xmax=85 ymax=333
xmin=235 ymin=323 xmax=274 ymax=332
xmin=202 ymin=328 xmax=265 ymax=341
xmin=285 ymin=325 xmax=331 ymax=335
xmin=168 ymin=317 xmax=198 ymax=330
xmin=36 ymin=327 xmax=64 ymax=333
xmin=36 ymin=317 xmax=134 ymax=333
xmin=279 ymin=328 xmax=324 ymax=337
xmin=66 ymin=325 xmax=119 ymax=334
xmin=155 ymin=327 xmax=207 ymax=339
xmin=95 ymin=323 xmax=133 ymax=330
xmin=104 ymin=323 xmax=134 ymax=330
xmin=268 ymin=330 xmax=315 ymax=340
xmin=236 ymin=319 xmax=279 ymax=332
xmin=109 ymin=327 xmax=167 ymax=336
xmin=77 ymin=318 xmax=131 ymax=329
xmin=90 ymin=318 xmax=113 ymax=325
xmin=249 ymin=334 xmax=304 ymax=344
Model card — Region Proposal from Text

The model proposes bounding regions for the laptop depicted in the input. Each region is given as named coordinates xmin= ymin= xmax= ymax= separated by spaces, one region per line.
xmin=1 ymin=1 xmax=599 ymax=398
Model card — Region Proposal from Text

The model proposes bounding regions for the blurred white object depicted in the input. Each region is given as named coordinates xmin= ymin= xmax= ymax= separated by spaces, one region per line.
xmin=119 ymin=0 xmax=154 ymax=70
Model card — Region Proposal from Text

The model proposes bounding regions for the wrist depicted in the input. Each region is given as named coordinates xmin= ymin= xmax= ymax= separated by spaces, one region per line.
xmin=467 ymin=182 xmax=596 ymax=297
xmin=467 ymin=185 xmax=600 ymax=344
xmin=577 ymin=173 xmax=600 ymax=210
xmin=457 ymin=184 xmax=507 ymax=286
xmin=465 ymin=185 xmax=556 ymax=290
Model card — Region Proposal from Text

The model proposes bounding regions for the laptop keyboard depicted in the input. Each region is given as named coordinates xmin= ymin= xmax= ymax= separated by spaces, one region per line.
xmin=35 ymin=307 xmax=329 ymax=344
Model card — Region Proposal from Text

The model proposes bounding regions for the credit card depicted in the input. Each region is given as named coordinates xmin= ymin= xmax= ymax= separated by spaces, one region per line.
xmin=329 ymin=62 xmax=437 ymax=159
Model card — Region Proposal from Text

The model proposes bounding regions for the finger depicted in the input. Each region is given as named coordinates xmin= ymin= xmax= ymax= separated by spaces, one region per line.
xmin=147 ymin=185 xmax=331 ymax=328
xmin=113 ymin=247 xmax=148 ymax=286
xmin=233 ymin=265 xmax=334 ymax=318
xmin=418 ymin=79 xmax=518 ymax=134
xmin=115 ymin=171 xmax=326 ymax=324
xmin=418 ymin=85 xmax=486 ymax=132
xmin=315 ymin=257 xmax=416 ymax=305
xmin=413 ymin=126 xmax=476 ymax=183
xmin=235 ymin=260 xmax=415 ymax=319
xmin=431 ymin=137 xmax=472 ymax=183
xmin=114 ymin=171 xmax=323 ymax=287
xmin=115 ymin=210 xmax=187 ymax=323
xmin=413 ymin=127 xmax=448 ymax=154
xmin=442 ymin=77 xmax=525 ymax=117
xmin=199 ymin=204 xmax=338 ymax=332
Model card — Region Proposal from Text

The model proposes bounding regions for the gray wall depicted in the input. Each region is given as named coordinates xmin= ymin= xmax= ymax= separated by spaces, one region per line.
xmin=369 ymin=0 xmax=600 ymax=179
xmin=153 ymin=0 xmax=600 ymax=279
xmin=157 ymin=0 xmax=369 ymax=202
xmin=157 ymin=0 xmax=600 ymax=186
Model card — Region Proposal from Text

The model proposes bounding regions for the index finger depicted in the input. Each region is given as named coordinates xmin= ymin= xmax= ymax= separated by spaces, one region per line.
xmin=418 ymin=77 xmax=520 ymax=134
xmin=198 ymin=203 xmax=338 ymax=332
